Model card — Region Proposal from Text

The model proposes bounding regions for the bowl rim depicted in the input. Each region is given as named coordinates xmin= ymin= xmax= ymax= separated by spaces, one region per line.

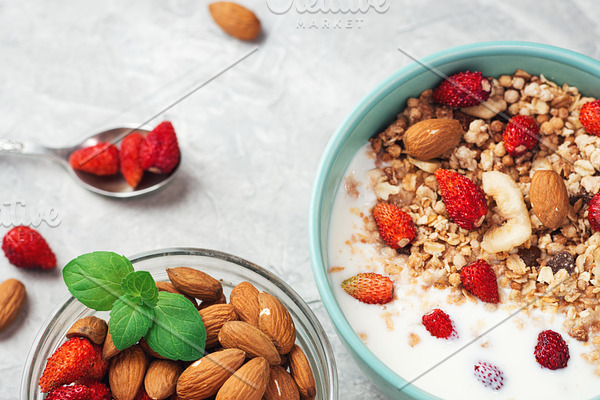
xmin=308 ymin=40 xmax=600 ymax=399
xmin=21 ymin=247 xmax=338 ymax=399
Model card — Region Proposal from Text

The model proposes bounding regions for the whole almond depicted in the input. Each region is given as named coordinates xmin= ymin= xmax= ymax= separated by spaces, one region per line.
xmin=102 ymin=331 xmax=120 ymax=360
xmin=230 ymin=281 xmax=260 ymax=326
xmin=218 ymin=321 xmax=281 ymax=365
xmin=288 ymin=345 xmax=316 ymax=400
xmin=144 ymin=359 xmax=182 ymax=400
xmin=0 ymin=279 xmax=26 ymax=333
xmin=258 ymin=292 xmax=296 ymax=355
xmin=209 ymin=2 xmax=261 ymax=41
xmin=177 ymin=348 xmax=246 ymax=400
xmin=167 ymin=267 xmax=223 ymax=302
xmin=200 ymin=304 xmax=238 ymax=348
xmin=199 ymin=291 xmax=227 ymax=310
xmin=264 ymin=365 xmax=300 ymax=400
xmin=530 ymin=169 xmax=569 ymax=230
xmin=109 ymin=345 xmax=147 ymax=400
xmin=403 ymin=118 xmax=464 ymax=160
xmin=216 ymin=357 xmax=270 ymax=400
xmin=66 ymin=316 xmax=108 ymax=345
xmin=157 ymin=281 xmax=198 ymax=307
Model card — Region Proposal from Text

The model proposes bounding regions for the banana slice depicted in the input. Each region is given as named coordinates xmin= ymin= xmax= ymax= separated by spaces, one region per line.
xmin=481 ymin=171 xmax=532 ymax=253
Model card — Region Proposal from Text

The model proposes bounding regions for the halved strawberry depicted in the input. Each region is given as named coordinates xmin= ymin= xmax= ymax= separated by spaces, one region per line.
xmin=422 ymin=309 xmax=457 ymax=339
xmin=502 ymin=115 xmax=539 ymax=156
xmin=39 ymin=337 xmax=98 ymax=392
xmin=120 ymin=132 xmax=145 ymax=188
xmin=341 ymin=272 xmax=394 ymax=305
xmin=372 ymin=202 xmax=416 ymax=249
xmin=534 ymin=330 xmax=569 ymax=370
xmin=433 ymin=71 xmax=491 ymax=107
xmin=435 ymin=169 xmax=487 ymax=230
xmin=140 ymin=121 xmax=180 ymax=174
xmin=580 ymin=99 xmax=600 ymax=136
xmin=2 ymin=225 xmax=56 ymax=270
xmin=460 ymin=259 xmax=499 ymax=303
xmin=473 ymin=361 xmax=504 ymax=390
xmin=69 ymin=143 xmax=119 ymax=175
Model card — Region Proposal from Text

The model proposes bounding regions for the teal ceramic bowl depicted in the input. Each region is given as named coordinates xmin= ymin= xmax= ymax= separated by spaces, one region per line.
xmin=308 ymin=41 xmax=600 ymax=399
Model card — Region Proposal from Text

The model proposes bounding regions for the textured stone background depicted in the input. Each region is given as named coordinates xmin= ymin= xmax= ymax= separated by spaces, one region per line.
xmin=0 ymin=1 xmax=599 ymax=398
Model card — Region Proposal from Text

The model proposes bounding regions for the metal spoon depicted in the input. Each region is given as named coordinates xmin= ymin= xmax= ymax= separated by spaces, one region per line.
xmin=0 ymin=125 xmax=179 ymax=198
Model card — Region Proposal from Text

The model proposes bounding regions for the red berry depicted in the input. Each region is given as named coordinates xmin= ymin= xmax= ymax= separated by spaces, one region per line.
xmin=460 ymin=259 xmax=499 ymax=303
xmin=372 ymin=202 xmax=416 ymax=249
xmin=435 ymin=169 xmax=487 ymax=230
xmin=2 ymin=226 xmax=56 ymax=270
xmin=134 ymin=386 xmax=153 ymax=400
xmin=588 ymin=192 xmax=600 ymax=231
xmin=39 ymin=337 xmax=98 ymax=393
xmin=69 ymin=143 xmax=119 ymax=175
xmin=502 ymin=115 xmax=539 ymax=156
xmin=580 ymin=99 xmax=600 ymax=136
xmin=120 ymin=132 xmax=145 ymax=188
xmin=473 ymin=361 xmax=504 ymax=390
xmin=140 ymin=121 xmax=180 ymax=174
xmin=45 ymin=385 xmax=93 ymax=400
xmin=422 ymin=309 xmax=457 ymax=339
xmin=534 ymin=330 xmax=570 ymax=370
xmin=433 ymin=71 xmax=491 ymax=107
xmin=79 ymin=381 xmax=111 ymax=400
xmin=341 ymin=272 xmax=394 ymax=305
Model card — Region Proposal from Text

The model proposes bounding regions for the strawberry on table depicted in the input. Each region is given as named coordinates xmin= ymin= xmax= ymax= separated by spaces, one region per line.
xmin=460 ymin=259 xmax=499 ymax=304
xmin=422 ymin=309 xmax=457 ymax=339
xmin=341 ymin=272 xmax=394 ymax=305
xmin=140 ymin=121 xmax=180 ymax=174
xmin=39 ymin=337 xmax=98 ymax=393
xmin=473 ymin=361 xmax=504 ymax=390
xmin=120 ymin=132 xmax=145 ymax=188
xmin=372 ymin=202 xmax=416 ymax=249
xmin=2 ymin=225 xmax=56 ymax=270
xmin=68 ymin=143 xmax=119 ymax=176
xmin=502 ymin=115 xmax=539 ymax=156
xmin=435 ymin=169 xmax=488 ymax=230
xmin=579 ymin=99 xmax=600 ymax=136
xmin=534 ymin=329 xmax=570 ymax=370
xmin=433 ymin=71 xmax=491 ymax=107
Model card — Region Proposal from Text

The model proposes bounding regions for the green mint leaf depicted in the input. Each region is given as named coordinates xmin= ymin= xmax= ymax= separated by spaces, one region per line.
xmin=145 ymin=291 xmax=206 ymax=361
xmin=121 ymin=271 xmax=158 ymax=307
xmin=63 ymin=251 xmax=134 ymax=311
xmin=109 ymin=294 xmax=154 ymax=350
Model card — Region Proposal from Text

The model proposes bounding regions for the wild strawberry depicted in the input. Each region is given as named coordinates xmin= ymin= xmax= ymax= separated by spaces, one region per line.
xmin=85 ymin=343 xmax=108 ymax=381
xmin=580 ymin=99 xmax=600 ymax=136
xmin=140 ymin=121 xmax=180 ymax=174
xmin=2 ymin=226 xmax=56 ymax=270
xmin=39 ymin=337 xmax=97 ymax=393
xmin=432 ymin=71 xmax=491 ymax=107
xmin=68 ymin=143 xmax=119 ymax=175
xmin=435 ymin=169 xmax=487 ymax=230
xmin=372 ymin=202 xmax=416 ymax=249
xmin=422 ymin=309 xmax=457 ymax=339
xmin=588 ymin=192 xmax=600 ymax=231
xmin=79 ymin=381 xmax=111 ymax=400
xmin=473 ymin=361 xmax=504 ymax=390
xmin=502 ymin=115 xmax=539 ymax=156
xmin=134 ymin=386 xmax=152 ymax=400
xmin=534 ymin=330 xmax=570 ymax=370
xmin=341 ymin=272 xmax=394 ymax=305
xmin=45 ymin=385 xmax=93 ymax=400
xmin=120 ymin=132 xmax=145 ymax=188
xmin=460 ymin=259 xmax=499 ymax=303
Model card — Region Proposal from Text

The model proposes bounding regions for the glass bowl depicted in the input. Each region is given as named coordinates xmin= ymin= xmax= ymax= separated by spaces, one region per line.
xmin=309 ymin=41 xmax=600 ymax=399
xmin=21 ymin=247 xmax=338 ymax=399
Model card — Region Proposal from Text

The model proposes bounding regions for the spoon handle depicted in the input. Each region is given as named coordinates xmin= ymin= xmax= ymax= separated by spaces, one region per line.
xmin=0 ymin=139 xmax=68 ymax=165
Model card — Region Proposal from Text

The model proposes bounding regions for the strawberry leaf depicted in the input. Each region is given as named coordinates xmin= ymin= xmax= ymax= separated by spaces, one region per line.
xmin=109 ymin=294 xmax=154 ymax=350
xmin=145 ymin=291 xmax=206 ymax=361
xmin=63 ymin=252 xmax=134 ymax=311
xmin=121 ymin=271 xmax=159 ymax=307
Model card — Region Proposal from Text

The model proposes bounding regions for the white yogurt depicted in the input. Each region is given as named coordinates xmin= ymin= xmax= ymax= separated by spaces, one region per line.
xmin=328 ymin=145 xmax=599 ymax=400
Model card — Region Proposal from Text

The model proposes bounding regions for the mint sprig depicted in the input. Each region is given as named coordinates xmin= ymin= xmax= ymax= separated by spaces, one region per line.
xmin=63 ymin=251 xmax=206 ymax=360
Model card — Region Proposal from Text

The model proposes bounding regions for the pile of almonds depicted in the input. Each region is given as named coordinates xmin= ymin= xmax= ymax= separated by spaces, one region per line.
xmin=62 ymin=267 xmax=316 ymax=400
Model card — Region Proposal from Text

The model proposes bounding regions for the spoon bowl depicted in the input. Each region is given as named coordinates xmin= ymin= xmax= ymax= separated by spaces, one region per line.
xmin=0 ymin=125 xmax=179 ymax=198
